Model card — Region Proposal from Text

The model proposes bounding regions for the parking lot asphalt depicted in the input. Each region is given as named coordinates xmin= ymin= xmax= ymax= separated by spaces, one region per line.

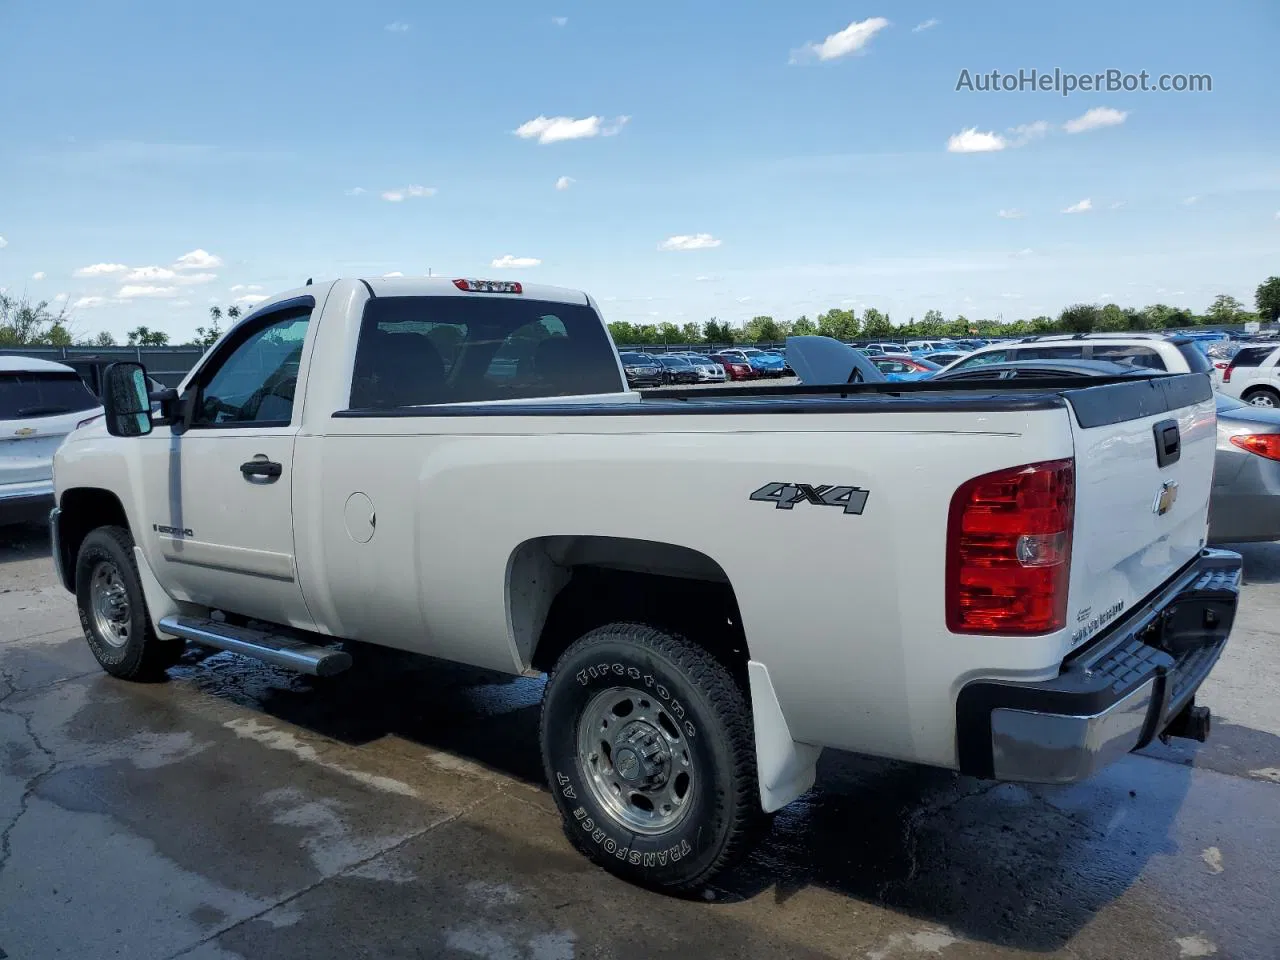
xmin=1 ymin=521 xmax=1278 ymax=960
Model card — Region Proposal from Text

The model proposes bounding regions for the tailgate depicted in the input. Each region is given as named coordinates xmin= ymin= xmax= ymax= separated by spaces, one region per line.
xmin=1064 ymin=375 xmax=1216 ymax=650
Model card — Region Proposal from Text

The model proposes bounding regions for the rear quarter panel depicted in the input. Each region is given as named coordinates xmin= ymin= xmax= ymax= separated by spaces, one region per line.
xmin=293 ymin=406 xmax=1076 ymax=769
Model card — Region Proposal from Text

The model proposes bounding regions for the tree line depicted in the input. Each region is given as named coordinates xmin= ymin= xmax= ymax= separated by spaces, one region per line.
xmin=5 ymin=278 xmax=1279 ymax=351
xmin=609 ymin=278 xmax=1280 ymax=346
xmin=0 ymin=298 xmax=240 ymax=350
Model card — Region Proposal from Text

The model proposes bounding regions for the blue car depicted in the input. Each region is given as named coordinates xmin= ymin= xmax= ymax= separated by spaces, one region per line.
xmin=738 ymin=348 xmax=789 ymax=377
xmin=871 ymin=356 xmax=942 ymax=382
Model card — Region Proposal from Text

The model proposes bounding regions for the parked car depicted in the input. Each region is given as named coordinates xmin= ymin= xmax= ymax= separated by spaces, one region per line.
xmin=905 ymin=339 xmax=954 ymax=354
xmin=51 ymin=288 xmax=1235 ymax=895
xmin=711 ymin=350 xmax=760 ymax=380
xmin=1219 ymin=343 xmax=1280 ymax=407
xmin=938 ymin=334 xmax=1214 ymax=378
xmin=618 ymin=352 xmax=665 ymax=388
xmin=655 ymin=355 xmax=700 ymax=384
xmin=0 ymin=356 xmax=103 ymax=524
xmin=870 ymin=355 xmax=941 ymax=382
xmin=921 ymin=351 xmax=970 ymax=367
xmin=1209 ymin=392 xmax=1280 ymax=542
xmin=736 ymin=347 xmax=788 ymax=377
xmin=683 ymin=355 xmax=728 ymax=383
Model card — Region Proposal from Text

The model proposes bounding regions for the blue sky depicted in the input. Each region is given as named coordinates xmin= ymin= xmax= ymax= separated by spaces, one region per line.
xmin=1 ymin=0 xmax=1277 ymax=340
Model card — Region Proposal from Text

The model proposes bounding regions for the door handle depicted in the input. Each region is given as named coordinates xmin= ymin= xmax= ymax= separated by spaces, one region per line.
xmin=240 ymin=459 xmax=282 ymax=480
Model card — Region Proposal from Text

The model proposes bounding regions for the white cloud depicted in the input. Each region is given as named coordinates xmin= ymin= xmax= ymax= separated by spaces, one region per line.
xmin=174 ymin=249 xmax=223 ymax=270
xmin=230 ymin=283 xmax=263 ymax=293
xmin=124 ymin=265 xmax=177 ymax=282
xmin=736 ymin=296 xmax=752 ymax=303
xmin=72 ymin=296 xmax=106 ymax=309
xmin=1001 ymin=292 xmax=1024 ymax=299
xmin=1009 ymin=120 xmax=1049 ymax=146
xmin=385 ymin=21 xmax=409 ymax=32
xmin=946 ymin=128 xmax=1006 ymax=153
xmin=1111 ymin=200 xmax=1127 ymax=209
xmin=513 ymin=114 xmax=629 ymax=144
xmin=236 ymin=294 xmax=268 ymax=305
xmin=74 ymin=262 xmax=129 ymax=277
xmin=174 ymin=272 xmax=217 ymax=285
xmin=1012 ymin=248 xmax=1034 ymax=258
xmin=0 ymin=236 xmax=7 ymax=248
xmin=552 ymin=16 xmax=567 ymax=26
xmin=1183 ymin=195 xmax=1199 ymax=205
xmin=381 ymin=184 xmax=436 ymax=202
xmin=659 ymin=233 xmax=722 ymax=251
xmin=1275 ymin=211 xmax=1280 ymax=220
xmin=555 ymin=175 xmax=575 ymax=191
xmin=117 ymin=284 xmax=179 ymax=298
xmin=694 ymin=275 xmax=719 ymax=282
xmin=54 ymin=292 xmax=68 ymax=302
xmin=1063 ymin=106 xmax=1128 ymax=134
xmin=792 ymin=16 xmax=891 ymax=63
xmin=491 ymin=255 xmax=542 ymax=268
xmin=382 ymin=271 xmax=404 ymax=277
xmin=912 ymin=18 xmax=939 ymax=32
xmin=171 ymin=299 xmax=192 ymax=307
xmin=1062 ymin=198 xmax=1093 ymax=214
xmin=31 ymin=271 xmax=45 ymax=280
xmin=997 ymin=208 xmax=1025 ymax=219
xmin=345 ymin=187 xmax=366 ymax=196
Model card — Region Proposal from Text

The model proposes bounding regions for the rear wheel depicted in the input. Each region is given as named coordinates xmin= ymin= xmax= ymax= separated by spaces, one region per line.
xmin=540 ymin=622 xmax=762 ymax=894
xmin=1244 ymin=387 xmax=1280 ymax=408
xmin=76 ymin=526 xmax=184 ymax=680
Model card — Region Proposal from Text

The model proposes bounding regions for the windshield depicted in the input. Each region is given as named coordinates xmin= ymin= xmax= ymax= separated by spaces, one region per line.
xmin=620 ymin=353 xmax=650 ymax=364
xmin=660 ymin=357 xmax=691 ymax=367
xmin=0 ymin=371 xmax=100 ymax=420
xmin=1216 ymin=393 xmax=1249 ymax=412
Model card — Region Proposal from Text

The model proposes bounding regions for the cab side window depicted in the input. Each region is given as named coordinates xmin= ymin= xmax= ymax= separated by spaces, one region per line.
xmin=193 ymin=310 xmax=312 ymax=427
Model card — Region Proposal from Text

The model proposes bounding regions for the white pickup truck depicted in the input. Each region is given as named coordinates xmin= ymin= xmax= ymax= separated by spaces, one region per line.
xmin=50 ymin=277 xmax=1241 ymax=893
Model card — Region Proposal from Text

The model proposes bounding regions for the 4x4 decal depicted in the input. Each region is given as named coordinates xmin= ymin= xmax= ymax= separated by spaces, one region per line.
xmin=749 ymin=482 xmax=869 ymax=515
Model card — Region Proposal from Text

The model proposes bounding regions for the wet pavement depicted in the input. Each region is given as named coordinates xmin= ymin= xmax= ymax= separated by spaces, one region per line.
xmin=1 ymin=521 xmax=1278 ymax=960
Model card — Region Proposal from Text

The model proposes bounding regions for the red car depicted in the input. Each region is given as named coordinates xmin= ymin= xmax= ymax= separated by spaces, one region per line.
xmin=711 ymin=351 xmax=757 ymax=381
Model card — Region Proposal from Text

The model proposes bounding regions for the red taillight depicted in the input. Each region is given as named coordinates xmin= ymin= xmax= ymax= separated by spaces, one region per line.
xmin=1223 ymin=365 xmax=1233 ymax=382
xmin=1230 ymin=434 xmax=1280 ymax=461
xmin=946 ymin=458 xmax=1075 ymax=635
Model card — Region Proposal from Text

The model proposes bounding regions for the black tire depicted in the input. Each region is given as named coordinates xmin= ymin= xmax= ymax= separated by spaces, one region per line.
xmin=75 ymin=525 xmax=184 ymax=681
xmin=540 ymin=622 xmax=762 ymax=894
xmin=1243 ymin=386 xmax=1280 ymax=408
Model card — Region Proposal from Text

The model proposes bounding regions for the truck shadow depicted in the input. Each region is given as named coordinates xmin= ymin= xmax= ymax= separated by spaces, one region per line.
xmin=165 ymin=641 xmax=1254 ymax=953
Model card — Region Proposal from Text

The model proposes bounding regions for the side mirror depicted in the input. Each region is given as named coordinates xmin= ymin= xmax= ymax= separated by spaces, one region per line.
xmin=102 ymin=362 xmax=154 ymax=437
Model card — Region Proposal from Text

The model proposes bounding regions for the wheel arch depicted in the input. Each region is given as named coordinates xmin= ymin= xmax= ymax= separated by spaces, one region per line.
xmin=508 ymin=535 xmax=820 ymax=813
xmin=55 ymin=487 xmax=130 ymax=591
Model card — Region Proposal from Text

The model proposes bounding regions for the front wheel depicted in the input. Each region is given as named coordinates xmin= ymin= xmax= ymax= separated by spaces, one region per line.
xmin=540 ymin=622 xmax=762 ymax=894
xmin=75 ymin=525 xmax=185 ymax=681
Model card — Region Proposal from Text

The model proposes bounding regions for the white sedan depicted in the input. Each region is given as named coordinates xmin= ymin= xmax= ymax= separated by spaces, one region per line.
xmin=0 ymin=356 xmax=103 ymax=524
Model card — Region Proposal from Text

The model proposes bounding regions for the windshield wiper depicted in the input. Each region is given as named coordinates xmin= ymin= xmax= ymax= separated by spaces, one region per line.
xmin=15 ymin=405 xmax=73 ymax=416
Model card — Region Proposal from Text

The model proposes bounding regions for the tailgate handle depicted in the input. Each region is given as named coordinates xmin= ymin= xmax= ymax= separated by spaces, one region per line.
xmin=1153 ymin=419 xmax=1180 ymax=468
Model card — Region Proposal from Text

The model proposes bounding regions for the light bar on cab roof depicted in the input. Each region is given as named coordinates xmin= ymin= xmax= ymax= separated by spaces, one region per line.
xmin=453 ymin=279 xmax=523 ymax=294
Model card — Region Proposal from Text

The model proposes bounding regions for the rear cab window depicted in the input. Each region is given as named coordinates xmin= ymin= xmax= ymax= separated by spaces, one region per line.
xmin=349 ymin=295 xmax=623 ymax=409
xmin=0 ymin=371 xmax=100 ymax=420
xmin=1171 ymin=342 xmax=1212 ymax=374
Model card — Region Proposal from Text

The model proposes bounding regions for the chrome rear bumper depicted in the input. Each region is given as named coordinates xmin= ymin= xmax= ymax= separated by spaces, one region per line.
xmin=956 ymin=548 xmax=1242 ymax=784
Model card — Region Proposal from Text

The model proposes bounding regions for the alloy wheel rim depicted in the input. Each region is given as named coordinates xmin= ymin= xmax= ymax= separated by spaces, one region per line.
xmin=575 ymin=685 xmax=696 ymax=835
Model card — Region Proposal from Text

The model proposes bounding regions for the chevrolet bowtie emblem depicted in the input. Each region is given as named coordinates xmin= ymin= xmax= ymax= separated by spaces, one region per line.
xmin=13 ymin=427 xmax=36 ymax=437
xmin=1153 ymin=480 xmax=1179 ymax=516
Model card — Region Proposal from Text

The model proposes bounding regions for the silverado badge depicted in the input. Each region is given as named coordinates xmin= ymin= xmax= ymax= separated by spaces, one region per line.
xmin=1153 ymin=480 xmax=1179 ymax=517
xmin=14 ymin=427 xmax=36 ymax=437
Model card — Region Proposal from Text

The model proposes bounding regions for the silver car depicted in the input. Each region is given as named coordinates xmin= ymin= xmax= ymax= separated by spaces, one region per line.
xmin=1210 ymin=392 xmax=1280 ymax=543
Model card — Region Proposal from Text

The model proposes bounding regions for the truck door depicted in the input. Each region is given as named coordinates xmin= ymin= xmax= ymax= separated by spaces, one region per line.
xmin=139 ymin=299 xmax=317 ymax=629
